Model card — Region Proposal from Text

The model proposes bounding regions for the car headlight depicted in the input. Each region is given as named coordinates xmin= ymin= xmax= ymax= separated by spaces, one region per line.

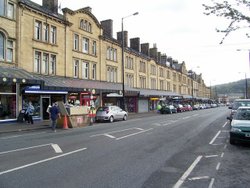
xmin=231 ymin=127 xmax=242 ymax=132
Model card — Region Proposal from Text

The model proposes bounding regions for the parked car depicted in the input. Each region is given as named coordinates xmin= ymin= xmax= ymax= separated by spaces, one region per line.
xmin=95 ymin=106 xmax=128 ymax=123
xmin=174 ymin=104 xmax=185 ymax=113
xmin=192 ymin=104 xmax=200 ymax=110
xmin=228 ymin=99 xmax=250 ymax=124
xmin=160 ymin=105 xmax=177 ymax=114
xmin=228 ymin=106 xmax=250 ymax=144
xmin=183 ymin=104 xmax=193 ymax=111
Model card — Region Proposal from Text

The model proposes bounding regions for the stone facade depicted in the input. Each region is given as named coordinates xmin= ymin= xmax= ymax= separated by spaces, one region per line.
xmin=0 ymin=0 xmax=211 ymax=110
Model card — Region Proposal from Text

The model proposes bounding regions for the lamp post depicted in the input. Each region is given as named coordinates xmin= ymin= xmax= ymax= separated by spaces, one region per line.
xmin=238 ymin=72 xmax=248 ymax=99
xmin=121 ymin=12 xmax=139 ymax=110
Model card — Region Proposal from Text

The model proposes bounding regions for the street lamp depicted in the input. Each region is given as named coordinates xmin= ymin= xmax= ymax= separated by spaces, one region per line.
xmin=121 ymin=12 xmax=139 ymax=110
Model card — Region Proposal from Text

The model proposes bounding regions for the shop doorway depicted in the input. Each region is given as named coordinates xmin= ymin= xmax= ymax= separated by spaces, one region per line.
xmin=42 ymin=97 xmax=50 ymax=120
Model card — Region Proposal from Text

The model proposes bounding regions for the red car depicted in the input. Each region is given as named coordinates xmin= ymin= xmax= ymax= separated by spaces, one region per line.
xmin=183 ymin=104 xmax=193 ymax=111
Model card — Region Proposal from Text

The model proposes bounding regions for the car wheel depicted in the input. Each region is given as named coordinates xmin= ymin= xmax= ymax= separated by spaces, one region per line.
xmin=123 ymin=115 xmax=127 ymax=121
xmin=230 ymin=138 xmax=235 ymax=145
xmin=109 ymin=116 xmax=114 ymax=123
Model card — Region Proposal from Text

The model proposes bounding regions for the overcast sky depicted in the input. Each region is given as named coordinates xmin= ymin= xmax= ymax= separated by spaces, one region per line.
xmin=33 ymin=0 xmax=250 ymax=86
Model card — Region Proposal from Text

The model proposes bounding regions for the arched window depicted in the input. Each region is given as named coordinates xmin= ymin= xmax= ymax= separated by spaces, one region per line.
xmin=0 ymin=31 xmax=13 ymax=62
xmin=80 ymin=19 xmax=84 ymax=29
xmin=0 ymin=32 xmax=5 ymax=60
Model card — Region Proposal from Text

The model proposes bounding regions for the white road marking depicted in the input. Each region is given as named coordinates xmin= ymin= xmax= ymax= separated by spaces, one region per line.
xmin=224 ymin=144 xmax=227 ymax=149
xmin=116 ymin=128 xmax=153 ymax=140
xmin=188 ymin=176 xmax=210 ymax=181
xmin=104 ymin=134 xmax=116 ymax=139
xmin=182 ymin=116 xmax=190 ymax=119
xmin=205 ymin=155 xmax=218 ymax=158
xmin=0 ymin=148 xmax=87 ymax=176
xmin=209 ymin=131 xmax=221 ymax=145
xmin=0 ymin=132 xmax=46 ymax=140
xmin=162 ymin=123 xmax=171 ymax=126
xmin=90 ymin=127 xmax=143 ymax=137
xmin=173 ymin=155 xmax=203 ymax=188
xmin=51 ymin=144 xmax=63 ymax=153
xmin=208 ymin=178 xmax=215 ymax=188
xmin=222 ymin=122 xmax=228 ymax=128
xmin=221 ymin=152 xmax=224 ymax=158
xmin=216 ymin=162 xmax=221 ymax=170
xmin=0 ymin=143 xmax=53 ymax=155
xmin=211 ymin=143 xmax=224 ymax=146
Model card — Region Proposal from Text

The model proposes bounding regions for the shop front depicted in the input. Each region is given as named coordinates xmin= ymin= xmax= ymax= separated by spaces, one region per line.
xmin=23 ymin=88 xmax=68 ymax=120
xmin=0 ymin=83 xmax=17 ymax=121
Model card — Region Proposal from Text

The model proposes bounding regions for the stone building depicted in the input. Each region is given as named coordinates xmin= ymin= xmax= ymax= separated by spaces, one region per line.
xmin=0 ymin=0 xmax=210 ymax=122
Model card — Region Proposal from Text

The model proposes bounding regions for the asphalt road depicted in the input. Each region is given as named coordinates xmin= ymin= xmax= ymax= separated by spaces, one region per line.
xmin=1 ymin=107 xmax=250 ymax=188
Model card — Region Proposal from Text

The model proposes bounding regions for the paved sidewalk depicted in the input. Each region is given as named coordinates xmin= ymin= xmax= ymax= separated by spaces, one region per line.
xmin=0 ymin=111 xmax=160 ymax=134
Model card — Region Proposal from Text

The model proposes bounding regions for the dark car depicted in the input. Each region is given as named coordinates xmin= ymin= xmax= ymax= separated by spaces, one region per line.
xmin=160 ymin=105 xmax=177 ymax=114
xmin=228 ymin=99 xmax=250 ymax=124
xmin=228 ymin=106 xmax=250 ymax=145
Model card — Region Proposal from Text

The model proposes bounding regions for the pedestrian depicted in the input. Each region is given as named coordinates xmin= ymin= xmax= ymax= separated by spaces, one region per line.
xmin=49 ymin=102 xmax=61 ymax=132
xmin=26 ymin=101 xmax=34 ymax=124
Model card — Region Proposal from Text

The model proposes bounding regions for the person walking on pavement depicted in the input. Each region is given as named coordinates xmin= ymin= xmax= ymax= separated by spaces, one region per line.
xmin=26 ymin=101 xmax=34 ymax=124
xmin=49 ymin=102 xmax=61 ymax=132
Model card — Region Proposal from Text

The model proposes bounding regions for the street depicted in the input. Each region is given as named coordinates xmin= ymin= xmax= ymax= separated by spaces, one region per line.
xmin=1 ymin=107 xmax=250 ymax=188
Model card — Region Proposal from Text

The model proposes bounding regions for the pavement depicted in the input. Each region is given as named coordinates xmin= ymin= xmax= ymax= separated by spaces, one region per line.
xmin=0 ymin=111 xmax=160 ymax=134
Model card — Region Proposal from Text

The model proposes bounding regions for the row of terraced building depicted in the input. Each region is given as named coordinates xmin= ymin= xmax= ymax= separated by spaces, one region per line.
xmin=0 ymin=0 xmax=211 ymax=122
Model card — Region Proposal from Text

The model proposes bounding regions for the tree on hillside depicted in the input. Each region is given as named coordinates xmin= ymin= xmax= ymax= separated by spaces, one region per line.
xmin=203 ymin=0 xmax=250 ymax=44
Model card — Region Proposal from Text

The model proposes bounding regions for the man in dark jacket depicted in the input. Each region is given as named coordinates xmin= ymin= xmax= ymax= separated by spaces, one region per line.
xmin=49 ymin=102 xmax=61 ymax=132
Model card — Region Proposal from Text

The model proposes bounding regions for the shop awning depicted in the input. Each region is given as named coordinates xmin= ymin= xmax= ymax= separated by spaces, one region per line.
xmin=0 ymin=66 xmax=44 ymax=84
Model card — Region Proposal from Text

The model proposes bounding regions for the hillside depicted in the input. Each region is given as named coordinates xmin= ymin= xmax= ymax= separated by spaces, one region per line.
xmin=214 ymin=79 xmax=249 ymax=95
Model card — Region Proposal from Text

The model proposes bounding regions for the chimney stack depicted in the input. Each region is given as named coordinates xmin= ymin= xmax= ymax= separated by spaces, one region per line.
xmin=42 ymin=0 xmax=58 ymax=14
xmin=130 ymin=37 xmax=140 ymax=52
xmin=101 ymin=19 xmax=113 ymax=38
xmin=117 ymin=31 xmax=128 ymax=47
xmin=141 ymin=43 xmax=149 ymax=56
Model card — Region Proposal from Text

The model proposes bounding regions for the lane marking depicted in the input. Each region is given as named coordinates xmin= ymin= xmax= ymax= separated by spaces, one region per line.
xmin=104 ymin=134 xmax=116 ymax=139
xmin=173 ymin=155 xmax=202 ymax=188
xmin=205 ymin=155 xmax=218 ymax=158
xmin=211 ymin=143 xmax=224 ymax=146
xmin=216 ymin=162 xmax=221 ymax=170
xmin=90 ymin=127 xmax=143 ymax=137
xmin=1 ymin=132 xmax=46 ymax=140
xmin=0 ymin=148 xmax=87 ymax=176
xmin=188 ymin=176 xmax=210 ymax=181
xmin=222 ymin=122 xmax=228 ymax=128
xmin=208 ymin=178 xmax=215 ymax=188
xmin=182 ymin=116 xmax=190 ymax=120
xmin=0 ymin=143 xmax=53 ymax=155
xmin=221 ymin=152 xmax=224 ymax=158
xmin=209 ymin=131 xmax=221 ymax=145
xmin=51 ymin=144 xmax=63 ymax=153
xmin=116 ymin=128 xmax=153 ymax=140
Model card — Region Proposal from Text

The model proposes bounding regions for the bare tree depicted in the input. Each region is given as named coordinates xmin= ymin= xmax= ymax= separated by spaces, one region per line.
xmin=203 ymin=0 xmax=250 ymax=44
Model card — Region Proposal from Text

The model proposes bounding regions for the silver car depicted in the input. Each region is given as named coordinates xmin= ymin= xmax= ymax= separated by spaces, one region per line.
xmin=96 ymin=106 xmax=128 ymax=123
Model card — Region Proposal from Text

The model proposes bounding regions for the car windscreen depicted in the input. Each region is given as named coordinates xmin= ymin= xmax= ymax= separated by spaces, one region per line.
xmin=97 ymin=107 xmax=109 ymax=111
xmin=232 ymin=101 xmax=250 ymax=110
xmin=235 ymin=109 xmax=250 ymax=120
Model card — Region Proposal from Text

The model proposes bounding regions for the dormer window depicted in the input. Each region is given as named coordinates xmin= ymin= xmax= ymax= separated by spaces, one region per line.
xmin=80 ymin=19 xmax=92 ymax=32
